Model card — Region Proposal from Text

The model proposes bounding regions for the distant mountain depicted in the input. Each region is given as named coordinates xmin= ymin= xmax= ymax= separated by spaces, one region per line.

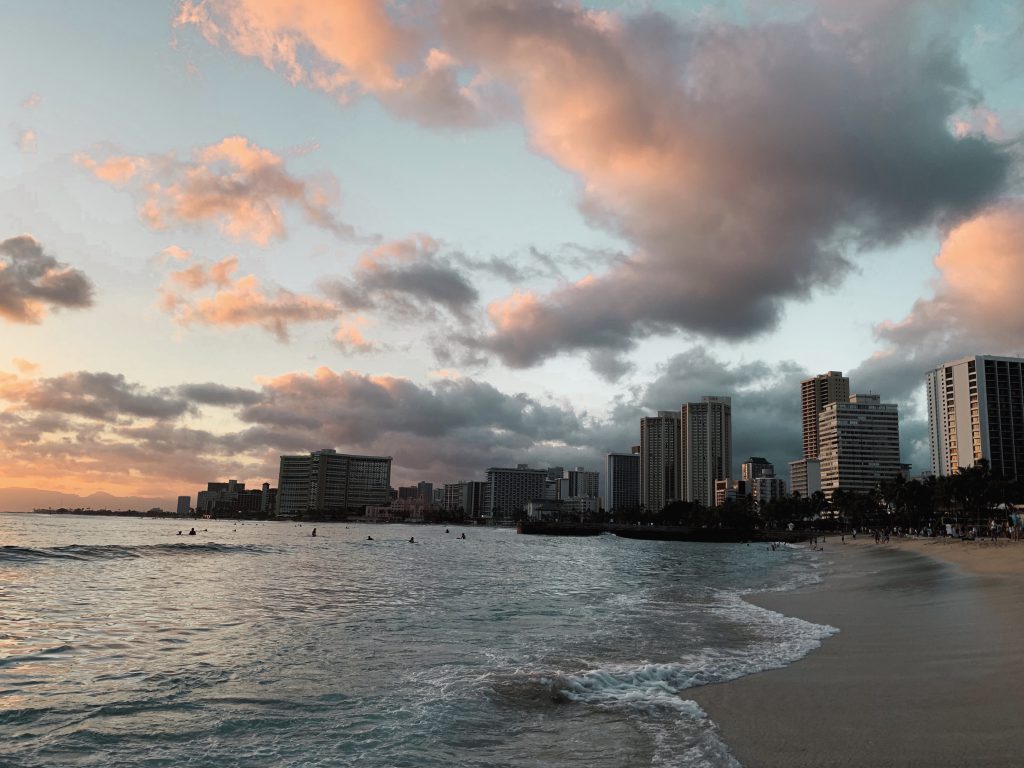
xmin=0 ymin=487 xmax=179 ymax=513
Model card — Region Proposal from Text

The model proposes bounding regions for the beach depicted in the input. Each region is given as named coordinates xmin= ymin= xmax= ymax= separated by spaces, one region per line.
xmin=692 ymin=536 xmax=1024 ymax=767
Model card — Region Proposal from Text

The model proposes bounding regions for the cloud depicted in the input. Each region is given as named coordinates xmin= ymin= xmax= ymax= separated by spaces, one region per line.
xmin=11 ymin=358 xmax=40 ymax=375
xmin=17 ymin=129 xmax=37 ymax=153
xmin=0 ymin=235 xmax=94 ymax=324
xmin=322 ymin=235 xmax=479 ymax=321
xmin=333 ymin=316 xmax=376 ymax=353
xmin=76 ymin=136 xmax=352 ymax=244
xmin=160 ymin=255 xmax=339 ymax=340
xmin=176 ymin=382 xmax=262 ymax=406
xmin=448 ymin=1 xmax=1012 ymax=368
xmin=174 ymin=0 xmax=490 ymax=127
xmin=855 ymin=200 xmax=1024 ymax=411
xmin=0 ymin=371 xmax=195 ymax=421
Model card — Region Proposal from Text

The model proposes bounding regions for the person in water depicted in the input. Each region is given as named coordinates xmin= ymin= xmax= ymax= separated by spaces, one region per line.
xmin=460 ymin=532 xmax=466 ymax=539
xmin=188 ymin=528 xmax=196 ymax=536
xmin=367 ymin=535 xmax=374 ymax=541
xmin=176 ymin=531 xmax=182 ymax=536
xmin=409 ymin=536 xmax=415 ymax=543
xmin=311 ymin=528 xmax=317 ymax=537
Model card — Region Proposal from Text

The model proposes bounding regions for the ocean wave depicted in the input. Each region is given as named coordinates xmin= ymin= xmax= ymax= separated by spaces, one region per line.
xmin=0 ymin=542 xmax=274 ymax=563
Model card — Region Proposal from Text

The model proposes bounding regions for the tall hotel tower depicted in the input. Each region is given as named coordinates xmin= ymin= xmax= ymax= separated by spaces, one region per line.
xmin=681 ymin=396 xmax=732 ymax=508
xmin=640 ymin=411 xmax=681 ymax=513
xmin=926 ymin=355 xmax=1024 ymax=480
xmin=800 ymin=371 xmax=850 ymax=458
xmin=818 ymin=394 xmax=900 ymax=498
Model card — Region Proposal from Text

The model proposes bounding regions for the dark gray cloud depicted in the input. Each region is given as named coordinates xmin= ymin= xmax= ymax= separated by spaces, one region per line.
xmin=7 ymin=372 xmax=195 ymax=421
xmin=323 ymin=237 xmax=479 ymax=326
xmin=0 ymin=235 xmax=93 ymax=324
xmin=177 ymin=382 xmax=263 ymax=407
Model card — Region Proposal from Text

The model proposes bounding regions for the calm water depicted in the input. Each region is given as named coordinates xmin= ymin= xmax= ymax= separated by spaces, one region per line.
xmin=0 ymin=514 xmax=833 ymax=767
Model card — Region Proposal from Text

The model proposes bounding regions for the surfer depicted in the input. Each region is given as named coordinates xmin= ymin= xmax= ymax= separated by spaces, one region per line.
xmin=409 ymin=536 xmax=415 ymax=543
xmin=188 ymin=528 xmax=196 ymax=536
xmin=460 ymin=532 xmax=466 ymax=540
xmin=367 ymin=535 xmax=374 ymax=541
xmin=311 ymin=528 xmax=317 ymax=537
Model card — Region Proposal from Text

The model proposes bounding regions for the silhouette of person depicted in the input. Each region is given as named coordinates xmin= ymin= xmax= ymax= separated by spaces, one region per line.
xmin=460 ymin=532 xmax=466 ymax=540
xmin=367 ymin=535 xmax=374 ymax=541
xmin=311 ymin=528 xmax=317 ymax=537
xmin=409 ymin=536 xmax=415 ymax=543
xmin=188 ymin=528 xmax=196 ymax=536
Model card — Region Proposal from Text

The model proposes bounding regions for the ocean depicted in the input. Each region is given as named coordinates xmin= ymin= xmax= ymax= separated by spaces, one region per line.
xmin=0 ymin=514 xmax=834 ymax=767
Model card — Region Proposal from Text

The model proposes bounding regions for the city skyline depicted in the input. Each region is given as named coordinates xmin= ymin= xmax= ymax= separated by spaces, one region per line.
xmin=3 ymin=1 xmax=1024 ymax=499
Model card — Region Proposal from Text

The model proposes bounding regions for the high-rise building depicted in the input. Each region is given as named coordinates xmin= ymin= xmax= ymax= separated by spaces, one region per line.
xmin=442 ymin=480 xmax=486 ymax=516
xmin=751 ymin=476 xmax=787 ymax=505
xmin=741 ymin=457 xmax=774 ymax=482
xmin=801 ymin=371 xmax=850 ymax=459
xmin=176 ymin=495 xmax=191 ymax=516
xmin=789 ymin=458 xmax=821 ymax=498
xmin=640 ymin=411 xmax=681 ymax=513
xmin=818 ymin=395 xmax=900 ymax=498
xmin=564 ymin=467 xmax=600 ymax=499
xmin=605 ymin=452 xmax=641 ymax=514
xmin=417 ymin=481 xmax=434 ymax=501
xmin=276 ymin=449 xmax=392 ymax=517
xmin=927 ymin=355 xmax=1024 ymax=480
xmin=681 ymin=396 xmax=732 ymax=507
xmin=484 ymin=464 xmax=547 ymax=523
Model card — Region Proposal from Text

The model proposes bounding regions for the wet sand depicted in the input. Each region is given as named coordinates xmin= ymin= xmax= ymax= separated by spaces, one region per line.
xmin=691 ymin=538 xmax=1024 ymax=767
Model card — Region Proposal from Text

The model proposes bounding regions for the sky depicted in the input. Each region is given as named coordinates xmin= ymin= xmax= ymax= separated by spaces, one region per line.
xmin=2 ymin=0 xmax=1023 ymax=500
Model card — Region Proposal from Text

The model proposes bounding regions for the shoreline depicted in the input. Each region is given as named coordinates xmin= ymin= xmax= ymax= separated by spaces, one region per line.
xmin=691 ymin=537 xmax=1024 ymax=767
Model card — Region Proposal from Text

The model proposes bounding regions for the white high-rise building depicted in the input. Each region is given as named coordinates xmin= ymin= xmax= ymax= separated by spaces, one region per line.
xmin=751 ymin=476 xmax=787 ymax=505
xmin=681 ymin=396 xmax=732 ymax=507
xmin=789 ymin=458 xmax=821 ymax=498
xmin=484 ymin=464 xmax=547 ymax=523
xmin=640 ymin=411 xmax=681 ymax=513
xmin=818 ymin=395 xmax=900 ymax=498
xmin=605 ymin=452 xmax=640 ymax=514
xmin=927 ymin=355 xmax=1024 ymax=480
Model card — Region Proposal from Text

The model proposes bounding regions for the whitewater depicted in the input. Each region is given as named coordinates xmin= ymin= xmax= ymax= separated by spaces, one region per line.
xmin=0 ymin=513 xmax=834 ymax=767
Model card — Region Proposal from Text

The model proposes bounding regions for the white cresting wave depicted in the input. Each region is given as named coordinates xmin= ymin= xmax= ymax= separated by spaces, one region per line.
xmin=530 ymin=572 xmax=838 ymax=766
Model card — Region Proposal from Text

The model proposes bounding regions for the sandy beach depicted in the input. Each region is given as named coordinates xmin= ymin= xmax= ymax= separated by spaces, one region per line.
xmin=691 ymin=536 xmax=1024 ymax=767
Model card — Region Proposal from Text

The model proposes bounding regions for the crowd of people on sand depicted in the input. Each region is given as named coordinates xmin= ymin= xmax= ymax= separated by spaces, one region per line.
xmin=860 ymin=518 xmax=1024 ymax=544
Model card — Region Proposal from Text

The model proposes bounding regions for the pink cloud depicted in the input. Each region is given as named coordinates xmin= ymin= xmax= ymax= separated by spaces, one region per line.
xmin=161 ymin=256 xmax=339 ymax=339
xmin=77 ymin=136 xmax=351 ymax=245
xmin=877 ymin=201 xmax=1024 ymax=350
xmin=175 ymin=0 xmax=489 ymax=126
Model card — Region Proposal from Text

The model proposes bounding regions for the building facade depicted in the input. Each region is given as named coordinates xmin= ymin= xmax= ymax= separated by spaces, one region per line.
xmin=741 ymin=457 xmax=774 ymax=482
xmin=276 ymin=449 xmax=392 ymax=517
xmin=788 ymin=458 xmax=821 ymax=498
xmin=563 ymin=467 xmax=600 ymax=499
xmin=484 ymin=464 xmax=547 ymax=523
xmin=605 ymin=452 xmax=641 ymax=514
xmin=926 ymin=355 xmax=1024 ymax=480
xmin=801 ymin=371 xmax=850 ymax=460
xmin=751 ymin=476 xmax=787 ymax=505
xmin=681 ymin=396 xmax=732 ymax=508
xmin=640 ymin=411 xmax=681 ymax=513
xmin=818 ymin=395 xmax=900 ymax=498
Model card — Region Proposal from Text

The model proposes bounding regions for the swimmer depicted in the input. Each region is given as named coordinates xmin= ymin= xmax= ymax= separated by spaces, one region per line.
xmin=311 ymin=528 xmax=317 ymax=537
xmin=445 ymin=529 xmax=450 ymax=533
xmin=177 ymin=531 xmax=182 ymax=536
xmin=409 ymin=536 xmax=415 ymax=543
xmin=188 ymin=527 xmax=196 ymax=535
xmin=367 ymin=535 xmax=374 ymax=541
